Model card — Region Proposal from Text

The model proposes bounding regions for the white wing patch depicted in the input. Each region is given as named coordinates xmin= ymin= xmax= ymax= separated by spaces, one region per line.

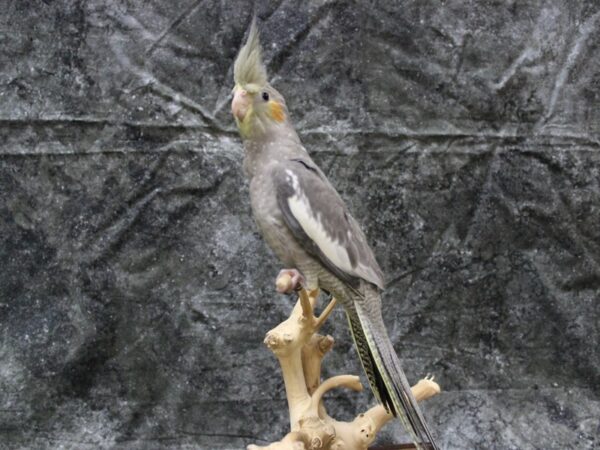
xmin=285 ymin=171 xmax=355 ymax=276
xmin=284 ymin=169 xmax=385 ymax=289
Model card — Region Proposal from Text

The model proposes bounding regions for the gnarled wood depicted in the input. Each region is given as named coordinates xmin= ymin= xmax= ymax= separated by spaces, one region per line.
xmin=248 ymin=273 xmax=440 ymax=450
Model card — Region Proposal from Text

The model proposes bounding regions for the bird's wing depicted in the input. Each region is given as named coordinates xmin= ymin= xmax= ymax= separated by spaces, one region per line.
xmin=273 ymin=158 xmax=385 ymax=290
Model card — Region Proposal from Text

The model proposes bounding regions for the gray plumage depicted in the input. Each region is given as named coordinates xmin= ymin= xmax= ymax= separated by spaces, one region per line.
xmin=232 ymin=20 xmax=439 ymax=450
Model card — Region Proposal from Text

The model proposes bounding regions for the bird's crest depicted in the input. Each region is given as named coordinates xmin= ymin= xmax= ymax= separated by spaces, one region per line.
xmin=234 ymin=19 xmax=267 ymax=90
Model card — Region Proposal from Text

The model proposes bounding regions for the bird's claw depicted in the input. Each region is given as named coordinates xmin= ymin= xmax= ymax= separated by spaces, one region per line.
xmin=276 ymin=269 xmax=306 ymax=294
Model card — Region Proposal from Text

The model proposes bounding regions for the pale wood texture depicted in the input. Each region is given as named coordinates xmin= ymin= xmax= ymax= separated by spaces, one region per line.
xmin=247 ymin=274 xmax=441 ymax=450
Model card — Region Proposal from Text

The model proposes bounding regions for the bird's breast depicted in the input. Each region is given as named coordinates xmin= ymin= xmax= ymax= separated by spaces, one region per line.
xmin=249 ymin=173 xmax=295 ymax=267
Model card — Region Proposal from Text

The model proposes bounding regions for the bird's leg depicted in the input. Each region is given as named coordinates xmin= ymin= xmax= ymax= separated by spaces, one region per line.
xmin=276 ymin=268 xmax=305 ymax=293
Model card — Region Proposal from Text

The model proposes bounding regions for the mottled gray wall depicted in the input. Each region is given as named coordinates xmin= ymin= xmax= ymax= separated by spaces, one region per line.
xmin=1 ymin=1 xmax=599 ymax=449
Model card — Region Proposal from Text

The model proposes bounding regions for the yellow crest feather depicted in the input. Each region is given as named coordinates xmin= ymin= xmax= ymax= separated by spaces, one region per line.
xmin=234 ymin=19 xmax=267 ymax=87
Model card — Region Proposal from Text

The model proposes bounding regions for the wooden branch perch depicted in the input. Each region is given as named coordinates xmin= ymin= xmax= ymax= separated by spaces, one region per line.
xmin=248 ymin=273 xmax=441 ymax=450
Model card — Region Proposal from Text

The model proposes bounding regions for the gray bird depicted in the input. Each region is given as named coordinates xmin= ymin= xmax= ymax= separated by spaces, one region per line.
xmin=231 ymin=20 xmax=439 ymax=450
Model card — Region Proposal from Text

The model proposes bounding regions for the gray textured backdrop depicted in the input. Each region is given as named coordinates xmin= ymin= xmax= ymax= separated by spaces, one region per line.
xmin=1 ymin=1 xmax=599 ymax=449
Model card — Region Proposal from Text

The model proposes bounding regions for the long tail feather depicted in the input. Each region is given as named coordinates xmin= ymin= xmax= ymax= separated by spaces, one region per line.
xmin=345 ymin=306 xmax=390 ymax=407
xmin=348 ymin=297 xmax=439 ymax=450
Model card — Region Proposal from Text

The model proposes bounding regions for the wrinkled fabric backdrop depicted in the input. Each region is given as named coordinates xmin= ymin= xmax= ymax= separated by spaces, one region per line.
xmin=1 ymin=1 xmax=599 ymax=449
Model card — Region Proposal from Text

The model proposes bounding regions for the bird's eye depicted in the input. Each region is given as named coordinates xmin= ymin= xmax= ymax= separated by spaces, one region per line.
xmin=262 ymin=92 xmax=269 ymax=101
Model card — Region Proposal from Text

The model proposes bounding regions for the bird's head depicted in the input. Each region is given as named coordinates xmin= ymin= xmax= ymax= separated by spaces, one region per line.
xmin=232 ymin=20 xmax=288 ymax=139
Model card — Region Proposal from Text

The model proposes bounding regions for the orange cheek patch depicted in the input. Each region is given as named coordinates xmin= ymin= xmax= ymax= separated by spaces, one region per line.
xmin=269 ymin=101 xmax=286 ymax=123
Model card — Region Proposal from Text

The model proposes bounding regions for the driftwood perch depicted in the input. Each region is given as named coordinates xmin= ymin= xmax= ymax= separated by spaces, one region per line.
xmin=248 ymin=274 xmax=440 ymax=450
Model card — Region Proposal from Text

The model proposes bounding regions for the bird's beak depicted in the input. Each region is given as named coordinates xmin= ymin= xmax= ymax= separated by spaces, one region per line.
xmin=232 ymin=87 xmax=250 ymax=121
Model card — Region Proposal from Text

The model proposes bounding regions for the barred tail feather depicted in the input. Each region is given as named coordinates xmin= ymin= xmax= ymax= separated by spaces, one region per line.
xmin=350 ymin=301 xmax=439 ymax=450
xmin=345 ymin=307 xmax=391 ymax=407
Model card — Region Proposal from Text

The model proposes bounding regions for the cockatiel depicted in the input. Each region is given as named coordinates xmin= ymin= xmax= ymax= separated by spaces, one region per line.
xmin=231 ymin=20 xmax=439 ymax=450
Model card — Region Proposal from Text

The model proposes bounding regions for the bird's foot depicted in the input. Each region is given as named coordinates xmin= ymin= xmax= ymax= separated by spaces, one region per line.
xmin=276 ymin=268 xmax=305 ymax=294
